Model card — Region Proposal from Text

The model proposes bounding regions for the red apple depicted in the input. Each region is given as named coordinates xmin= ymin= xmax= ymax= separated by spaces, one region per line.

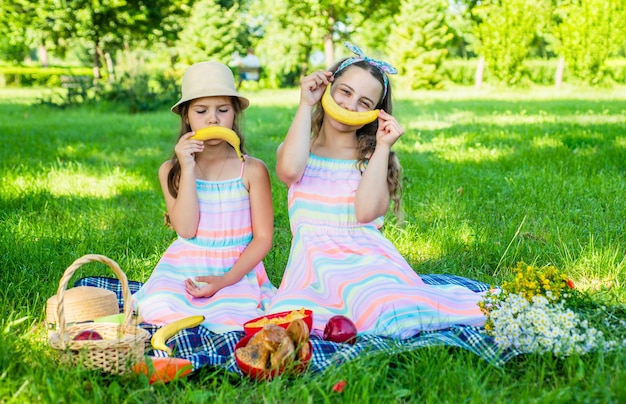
xmin=73 ymin=330 xmax=103 ymax=341
xmin=323 ymin=315 xmax=357 ymax=344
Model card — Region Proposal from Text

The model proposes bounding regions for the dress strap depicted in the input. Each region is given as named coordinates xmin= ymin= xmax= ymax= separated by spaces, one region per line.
xmin=240 ymin=155 xmax=247 ymax=177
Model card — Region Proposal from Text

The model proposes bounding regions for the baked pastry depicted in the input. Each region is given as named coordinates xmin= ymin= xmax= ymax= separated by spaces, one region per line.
xmin=269 ymin=335 xmax=295 ymax=370
xmin=260 ymin=324 xmax=288 ymax=352
xmin=236 ymin=330 xmax=271 ymax=369
xmin=286 ymin=318 xmax=309 ymax=345
xmin=237 ymin=318 xmax=311 ymax=373
xmin=286 ymin=318 xmax=310 ymax=361
xmin=297 ymin=341 xmax=311 ymax=361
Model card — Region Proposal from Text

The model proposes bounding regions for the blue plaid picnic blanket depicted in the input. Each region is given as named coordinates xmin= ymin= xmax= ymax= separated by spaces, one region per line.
xmin=75 ymin=275 xmax=520 ymax=375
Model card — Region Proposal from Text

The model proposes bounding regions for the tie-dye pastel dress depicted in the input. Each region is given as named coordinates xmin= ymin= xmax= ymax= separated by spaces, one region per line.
xmin=268 ymin=154 xmax=486 ymax=339
xmin=132 ymin=159 xmax=275 ymax=333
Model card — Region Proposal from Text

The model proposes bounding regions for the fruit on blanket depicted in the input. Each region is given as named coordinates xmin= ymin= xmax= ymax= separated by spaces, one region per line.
xmin=190 ymin=126 xmax=244 ymax=161
xmin=323 ymin=315 xmax=357 ymax=344
xmin=73 ymin=330 xmax=103 ymax=341
xmin=151 ymin=315 xmax=205 ymax=355
xmin=321 ymin=85 xmax=379 ymax=126
xmin=132 ymin=356 xmax=193 ymax=384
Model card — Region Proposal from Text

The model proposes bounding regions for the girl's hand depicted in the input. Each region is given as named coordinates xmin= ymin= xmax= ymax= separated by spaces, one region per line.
xmin=175 ymin=132 xmax=204 ymax=169
xmin=300 ymin=71 xmax=333 ymax=106
xmin=184 ymin=276 xmax=228 ymax=298
xmin=376 ymin=110 xmax=404 ymax=148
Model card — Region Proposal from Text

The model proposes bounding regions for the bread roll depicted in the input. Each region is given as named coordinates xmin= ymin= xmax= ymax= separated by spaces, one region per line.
xmin=286 ymin=318 xmax=310 ymax=362
xmin=286 ymin=318 xmax=309 ymax=345
xmin=236 ymin=333 xmax=270 ymax=370
xmin=260 ymin=324 xmax=288 ymax=352
xmin=297 ymin=341 xmax=311 ymax=361
xmin=269 ymin=335 xmax=295 ymax=370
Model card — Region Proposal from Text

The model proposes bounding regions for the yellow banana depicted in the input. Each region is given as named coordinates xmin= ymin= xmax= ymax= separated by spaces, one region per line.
xmin=190 ymin=126 xmax=244 ymax=161
xmin=321 ymin=85 xmax=379 ymax=126
xmin=151 ymin=315 xmax=205 ymax=356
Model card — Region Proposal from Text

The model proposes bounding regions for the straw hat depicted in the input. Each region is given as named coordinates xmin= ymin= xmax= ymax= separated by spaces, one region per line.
xmin=171 ymin=61 xmax=250 ymax=114
xmin=46 ymin=286 xmax=119 ymax=327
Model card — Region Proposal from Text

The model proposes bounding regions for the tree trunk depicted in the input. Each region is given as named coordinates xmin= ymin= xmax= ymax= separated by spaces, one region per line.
xmin=475 ymin=56 xmax=485 ymax=89
xmin=38 ymin=44 xmax=49 ymax=67
xmin=555 ymin=56 xmax=565 ymax=88
xmin=323 ymin=33 xmax=335 ymax=70
xmin=323 ymin=5 xmax=336 ymax=69
xmin=104 ymin=52 xmax=115 ymax=82
xmin=93 ymin=41 xmax=101 ymax=81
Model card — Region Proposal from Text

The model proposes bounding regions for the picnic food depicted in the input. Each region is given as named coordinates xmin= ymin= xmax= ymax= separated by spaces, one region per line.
xmin=321 ymin=85 xmax=379 ymax=126
xmin=236 ymin=324 xmax=284 ymax=370
xmin=190 ymin=126 xmax=244 ymax=161
xmin=323 ymin=315 xmax=357 ymax=344
xmin=270 ymin=332 xmax=295 ymax=369
xmin=73 ymin=330 xmax=103 ymax=341
xmin=286 ymin=318 xmax=310 ymax=361
xmin=245 ymin=308 xmax=310 ymax=329
xmin=151 ymin=315 xmax=205 ymax=355
xmin=93 ymin=313 xmax=125 ymax=324
xmin=236 ymin=320 xmax=310 ymax=372
xmin=132 ymin=356 xmax=193 ymax=384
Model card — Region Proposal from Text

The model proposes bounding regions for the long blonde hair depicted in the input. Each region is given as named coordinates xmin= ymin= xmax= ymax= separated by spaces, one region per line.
xmin=311 ymin=60 xmax=403 ymax=219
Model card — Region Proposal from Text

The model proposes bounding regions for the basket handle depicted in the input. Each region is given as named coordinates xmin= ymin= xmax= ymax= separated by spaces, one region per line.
xmin=56 ymin=254 xmax=135 ymax=337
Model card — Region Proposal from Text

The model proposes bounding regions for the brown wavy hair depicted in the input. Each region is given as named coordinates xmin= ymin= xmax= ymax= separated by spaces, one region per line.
xmin=311 ymin=60 xmax=403 ymax=219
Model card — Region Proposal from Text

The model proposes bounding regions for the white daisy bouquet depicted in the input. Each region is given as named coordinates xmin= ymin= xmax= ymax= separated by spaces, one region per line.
xmin=479 ymin=262 xmax=615 ymax=357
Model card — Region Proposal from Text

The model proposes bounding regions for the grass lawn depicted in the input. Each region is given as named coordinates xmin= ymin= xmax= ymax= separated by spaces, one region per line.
xmin=1 ymin=84 xmax=625 ymax=403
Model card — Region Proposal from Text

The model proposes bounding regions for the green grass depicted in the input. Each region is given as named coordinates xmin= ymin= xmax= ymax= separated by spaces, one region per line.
xmin=1 ymin=85 xmax=626 ymax=403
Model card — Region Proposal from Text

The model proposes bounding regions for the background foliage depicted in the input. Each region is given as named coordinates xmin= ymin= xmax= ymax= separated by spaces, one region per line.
xmin=1 ymin=0 xmax=626 ymax=94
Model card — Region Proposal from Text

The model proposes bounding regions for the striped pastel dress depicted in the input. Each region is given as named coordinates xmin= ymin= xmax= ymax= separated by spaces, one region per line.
xmin=268 ymin=154 xmax=486 ymax=339
xmin=132 ymin=158 xmax=275 ymax=333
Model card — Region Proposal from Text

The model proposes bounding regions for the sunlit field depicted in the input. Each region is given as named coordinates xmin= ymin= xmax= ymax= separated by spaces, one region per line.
xmin=1 ymin=85 xmax=625 ymax=402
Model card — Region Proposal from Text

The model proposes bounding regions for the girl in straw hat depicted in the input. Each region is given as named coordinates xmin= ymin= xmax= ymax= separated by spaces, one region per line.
xmin=132 ymin=61 xmax=276 ymax=333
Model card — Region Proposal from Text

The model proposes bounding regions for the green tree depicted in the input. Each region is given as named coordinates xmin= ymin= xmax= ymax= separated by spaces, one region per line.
xmin=250 ymin=0 xmax=321 ymax=86
xmin=0 ymin=0 xmax=58 ymax=63
xmin=552 ymin=0 xmax=626 ymax=85
xmin=253 ymin=0 xmax=399 ymax=86
xmin=472 ymin=0 xmax=550 ymax=85
xmin=446 ymin=1 xmax=478 ymax=59
xmin=18 ymin=0 xmax=192 ymax=77
xmin=389 ymin=0 xmax=452 ymax=89
xmin=176 ymin=0 xmax=241 ymax=66
xmin=348 ymin=6 xmax=399 ymax=59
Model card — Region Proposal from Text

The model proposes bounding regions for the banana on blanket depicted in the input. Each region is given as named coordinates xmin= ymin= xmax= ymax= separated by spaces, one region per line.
xmin=151 ymin=315 xmax=205 ymax=356
xmin=190 ymin=126 xmax=244 ymax=161
xmin=321 ymin=85 xmax=379 ymax=126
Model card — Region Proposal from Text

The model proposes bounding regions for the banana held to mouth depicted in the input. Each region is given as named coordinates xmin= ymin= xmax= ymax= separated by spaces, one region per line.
xmin=151 ymin=315 xmax=205 ymax=356
xmin=321 ymin=85 xmax=379 ymax=126
xmin=190 ymin=126 xmax=244 ymax=161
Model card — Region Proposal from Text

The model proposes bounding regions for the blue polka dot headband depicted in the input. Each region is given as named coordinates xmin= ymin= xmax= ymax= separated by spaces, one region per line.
xmin=334 ymin=42 xmax=398 ymax=98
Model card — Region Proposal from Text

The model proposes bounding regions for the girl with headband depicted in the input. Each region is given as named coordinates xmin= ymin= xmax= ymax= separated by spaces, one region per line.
xmin=269 ymin=43 xmax=486 ymax=338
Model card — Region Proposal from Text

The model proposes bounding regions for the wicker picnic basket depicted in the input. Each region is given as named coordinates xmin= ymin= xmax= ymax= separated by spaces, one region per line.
xmin=48 ymin=254 xmax=150 ymax=375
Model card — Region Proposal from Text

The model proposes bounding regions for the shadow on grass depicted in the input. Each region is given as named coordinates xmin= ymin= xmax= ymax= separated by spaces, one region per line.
xmin=1 ymin=93 xmax=625 ymax=286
